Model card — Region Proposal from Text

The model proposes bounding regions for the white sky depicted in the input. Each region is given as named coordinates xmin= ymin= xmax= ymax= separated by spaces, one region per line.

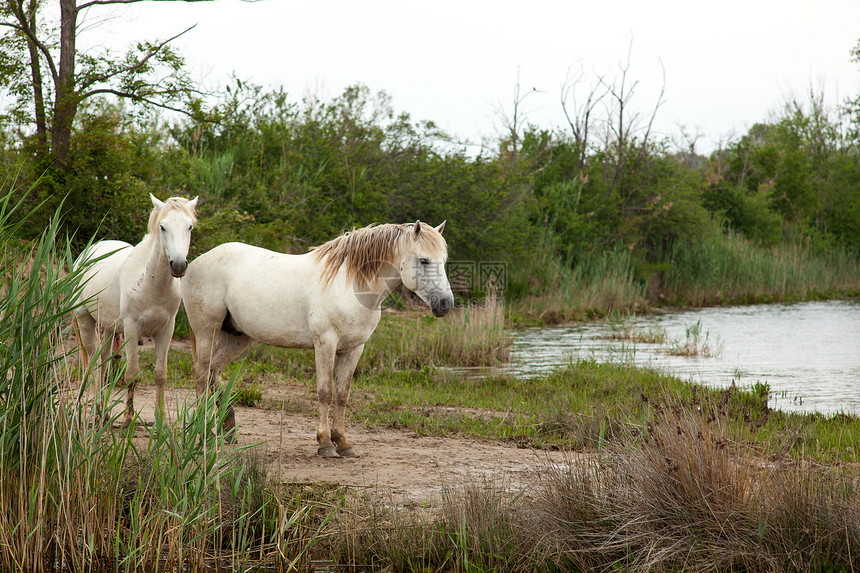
xmin=79 ymin=0 xmax=860 ymax=156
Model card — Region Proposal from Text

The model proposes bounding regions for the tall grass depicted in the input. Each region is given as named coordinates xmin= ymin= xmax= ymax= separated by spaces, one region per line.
xmin=402 ymin=293 xmax=510 ymax=367
xmin=362 ymin=293 xmax=511 ymax=370
xmin=513 ymin=248 xmax=648 ymax=324
xmin=665 ymin=231 xmax=860 ymax=306
xmin=511 ymin=232 xmax=859 ymax=325
xmin=0 ymin=189 xmax=321 ymax=571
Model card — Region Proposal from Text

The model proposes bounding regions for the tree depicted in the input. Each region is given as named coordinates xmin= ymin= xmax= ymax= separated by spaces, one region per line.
xmin=0 ymin=0 xmax=206 ymax=166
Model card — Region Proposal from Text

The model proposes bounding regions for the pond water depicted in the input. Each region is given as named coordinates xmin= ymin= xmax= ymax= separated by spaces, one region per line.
xmin=505 ymin=300 xmax=860 ymax=415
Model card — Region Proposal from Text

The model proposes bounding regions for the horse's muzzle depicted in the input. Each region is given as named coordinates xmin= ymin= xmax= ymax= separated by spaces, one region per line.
xmin=431 ymin=296 xmax=454 ymax=317
xmin=170 ymin=260 xmax=188 ymax=277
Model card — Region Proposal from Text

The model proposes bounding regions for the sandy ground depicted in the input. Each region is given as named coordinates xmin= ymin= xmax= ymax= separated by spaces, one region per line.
xmin=127 ymin=378 xmax=571 ymax=507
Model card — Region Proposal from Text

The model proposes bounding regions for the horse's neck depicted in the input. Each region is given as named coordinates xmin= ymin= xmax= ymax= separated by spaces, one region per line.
xmin=140 ymin=233 xmax=174 ymax=290
xmin=348 ymin=263 xmax=402 ymax=310
xmin=372 ymin=263 xmax=403 ymax=299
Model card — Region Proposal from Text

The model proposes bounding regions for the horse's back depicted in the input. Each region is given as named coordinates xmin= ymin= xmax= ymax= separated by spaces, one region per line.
xmin=183 ymin=242 xmax=325 ymax=347
xmin=185 ymin=241 xmax=314 ymax=303
xmin=76 ymin=240 xmax=132 ymax=267
xmin=187 ymin=242 xmax=313 ymax=286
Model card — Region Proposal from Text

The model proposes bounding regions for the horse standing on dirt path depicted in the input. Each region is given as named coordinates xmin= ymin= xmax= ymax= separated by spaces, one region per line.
xmin=74 ymin=194 xmax=198 ymax=427
xmin=182 ymin=221 xmax=454 ymax=457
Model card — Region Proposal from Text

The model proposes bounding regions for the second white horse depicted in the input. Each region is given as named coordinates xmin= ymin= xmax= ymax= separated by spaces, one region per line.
xmin=75 ymin=193 xmax=198 ymax=426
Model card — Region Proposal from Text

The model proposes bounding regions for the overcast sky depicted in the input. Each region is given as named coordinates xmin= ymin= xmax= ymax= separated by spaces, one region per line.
xmin=80 ymin=0 xmax=860 ymax=155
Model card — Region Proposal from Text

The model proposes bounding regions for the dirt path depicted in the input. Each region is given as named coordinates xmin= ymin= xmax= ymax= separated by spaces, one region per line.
xmin=129 ymin=381 xmax=571 ymax=507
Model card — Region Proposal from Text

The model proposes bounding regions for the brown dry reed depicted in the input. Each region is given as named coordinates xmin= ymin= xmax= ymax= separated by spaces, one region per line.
xmin=401 ymin=289 xmax=510 ymax=367
xmin=532 ymin=405 xmax=860 ymax=573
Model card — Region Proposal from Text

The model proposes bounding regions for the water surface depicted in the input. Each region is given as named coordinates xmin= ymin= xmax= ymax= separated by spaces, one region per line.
xmin=507 ymin=300 xmax=860 ymax=414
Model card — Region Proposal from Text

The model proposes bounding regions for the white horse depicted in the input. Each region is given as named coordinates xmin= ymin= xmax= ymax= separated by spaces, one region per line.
xmin=74 ymin=194 xmax=198 ymax=427
xmin=182 ymin=221 xmax=454 ymax=457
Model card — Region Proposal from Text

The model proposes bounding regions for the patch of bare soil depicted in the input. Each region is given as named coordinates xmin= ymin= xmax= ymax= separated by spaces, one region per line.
xmin=128 ymin=380 xmax=573 ymax=508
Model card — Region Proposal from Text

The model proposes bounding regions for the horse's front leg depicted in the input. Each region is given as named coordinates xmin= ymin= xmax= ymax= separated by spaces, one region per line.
xmin=314 ymin=336 xmax=339 ymax=458
xmin=151 ymin=315 xmax=176 ymax=424
xmin=122 ymin=321 xmax=142 ymax=429
xmin=331 ymin=344 xmax=365 ymax=458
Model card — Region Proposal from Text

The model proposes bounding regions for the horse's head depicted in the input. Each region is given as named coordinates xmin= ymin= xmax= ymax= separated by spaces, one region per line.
xmin=150 ymin=193 xmax=199 ymax=278
xmin=399 ymin=221 xmax=454 ymax=317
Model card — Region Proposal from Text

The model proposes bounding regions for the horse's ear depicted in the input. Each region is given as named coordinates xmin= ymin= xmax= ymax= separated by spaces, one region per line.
xmin=434 ymin=220 xmax=446 ymax=235
xmin=187 ymin=196 xmax=199 ymax=211
xmin=150 ymin=193 xmax=165 ymax=210
xmin=413 ymin=220 xmax=422 ymax=237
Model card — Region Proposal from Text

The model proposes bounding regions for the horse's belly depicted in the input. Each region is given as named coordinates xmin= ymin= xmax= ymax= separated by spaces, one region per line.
xmin=263 ymin=331 xmax=315 ymax=349
xmin=230 ymin=306 xmax=314 ymax=349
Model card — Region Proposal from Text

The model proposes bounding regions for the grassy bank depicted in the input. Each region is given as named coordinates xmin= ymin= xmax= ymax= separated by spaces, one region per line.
xmin=135 ymin=333 xmax=860 ymax=571
xmin=111 ymin=291 xmax=860 ymax=571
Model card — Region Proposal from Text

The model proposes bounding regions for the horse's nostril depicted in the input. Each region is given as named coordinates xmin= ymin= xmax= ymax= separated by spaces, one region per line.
xmin=170 ymin=260 xmax=188 ymax=277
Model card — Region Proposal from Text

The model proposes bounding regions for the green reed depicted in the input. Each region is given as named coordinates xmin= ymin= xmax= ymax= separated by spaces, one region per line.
xmin=0 ymin=188 xmax=320 ymax=571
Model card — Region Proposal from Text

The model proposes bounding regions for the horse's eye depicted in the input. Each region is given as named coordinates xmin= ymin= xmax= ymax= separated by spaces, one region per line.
xmin=188 ymin=225 xmax=193 ymax=231
xmin=159 ymin=224 xmax=166 ymax=232
xmin=419 ymin=258 xmax=429 ymax=266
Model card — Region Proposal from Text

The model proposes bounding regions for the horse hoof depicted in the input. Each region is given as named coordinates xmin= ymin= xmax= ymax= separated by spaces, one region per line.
xmin=318 ymin=446 xmax=340 ymax=458
xmin=337 ymin=447 xmax=359 ymax=458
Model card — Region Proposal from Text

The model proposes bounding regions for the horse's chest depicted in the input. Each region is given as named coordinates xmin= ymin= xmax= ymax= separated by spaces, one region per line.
xmin=136 ymin=307 xmax=175 ymax=335
xmin=331 ymin=315 xmax=379 ymax=350
xmin=121 ymin=287 xmax=180 ymax=335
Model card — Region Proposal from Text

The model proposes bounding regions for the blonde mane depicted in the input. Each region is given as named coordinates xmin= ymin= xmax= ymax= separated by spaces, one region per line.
xmin=147 ymin=197 xmax=198 ymax=235
xmin=313 ymin=223 xmax=446 ymax=288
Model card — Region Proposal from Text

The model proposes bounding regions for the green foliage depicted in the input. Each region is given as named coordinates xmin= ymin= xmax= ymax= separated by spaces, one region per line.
xmin=702 ymin=182 xmax=782 ymax=245
xmin=0 ymin=78 xmax=858 ymax=308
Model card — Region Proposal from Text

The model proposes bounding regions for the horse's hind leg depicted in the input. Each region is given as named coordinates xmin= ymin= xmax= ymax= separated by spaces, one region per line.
xmin=330 ymin=344 xmax=364 ymax=458
xmin=191 ymin=326 xmax=216 ymax=398
xmin=193 ymin=326 xmax=251 ymax=434
xmin=75 ymin=312 xmax=99 ymax=382
xmin=208 ymin=330 xmax=253 ymax=433
xmin=75 ymin=313 xmax=112 ymax=424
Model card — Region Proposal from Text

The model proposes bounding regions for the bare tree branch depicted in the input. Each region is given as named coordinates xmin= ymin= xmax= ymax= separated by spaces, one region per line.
xmin=78 ymin=25 xmax=194 ymax=90
xmin=494 ymin=66 xmax=540 ymax=170
xmin=560 ymin=62 xmax=607 ymax=171
xmin=78 ymin=87 xmax=192 ymax=114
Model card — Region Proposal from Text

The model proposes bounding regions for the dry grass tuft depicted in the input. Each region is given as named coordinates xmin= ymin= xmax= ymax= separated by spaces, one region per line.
xmin=531 ymin=406 xmax=860 ymax=572
xmin=400 ymin=291 xmax=511 ymax=368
